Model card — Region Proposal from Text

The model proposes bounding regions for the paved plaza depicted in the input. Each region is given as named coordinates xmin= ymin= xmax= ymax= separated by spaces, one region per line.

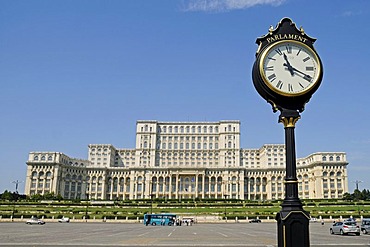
xmin=0 ymin=222 xmax=369 ymax=247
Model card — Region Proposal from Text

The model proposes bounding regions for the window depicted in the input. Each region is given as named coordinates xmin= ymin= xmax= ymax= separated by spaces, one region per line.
xmin=337 ymin=179 xmax=342 ymax=189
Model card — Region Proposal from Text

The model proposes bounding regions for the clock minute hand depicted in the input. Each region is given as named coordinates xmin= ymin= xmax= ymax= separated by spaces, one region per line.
xmin=291 ymin=67 xmax=312 ymax=81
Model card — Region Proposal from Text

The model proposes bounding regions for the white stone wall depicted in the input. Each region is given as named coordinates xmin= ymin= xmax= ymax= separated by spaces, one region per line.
xmin=24 ymin=120 xmax=349 ymax=201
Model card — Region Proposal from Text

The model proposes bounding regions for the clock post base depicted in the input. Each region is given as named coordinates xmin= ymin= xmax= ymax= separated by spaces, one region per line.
xmin=276 ymin=206 xmax=310 ymax=247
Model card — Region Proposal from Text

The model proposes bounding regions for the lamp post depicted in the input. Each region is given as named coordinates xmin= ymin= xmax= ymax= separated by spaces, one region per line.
xmin=85 ymin=193 xmax=89 ymax=222
xmin=11 ymin=180 xmax=22 ymax=222
xmin=223 ymin=194 xmax=228 ymax=220
xmin=150 ymin=193 xmax=154 ymax=214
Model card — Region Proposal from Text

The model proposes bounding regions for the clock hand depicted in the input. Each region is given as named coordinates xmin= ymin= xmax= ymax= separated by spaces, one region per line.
xmin=291 ymin=67 xmax=312 ymax=81
xmin=283 ymin=53 xmax=294 ymax=76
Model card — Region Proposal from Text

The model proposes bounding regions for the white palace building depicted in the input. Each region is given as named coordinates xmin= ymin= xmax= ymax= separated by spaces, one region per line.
xmin=25 ymin=120 xmax=349 ymax=201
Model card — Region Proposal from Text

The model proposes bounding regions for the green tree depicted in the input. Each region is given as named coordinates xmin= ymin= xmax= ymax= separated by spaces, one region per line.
xmin=353 ymin=189 xmax=362 ymax=201
xmin=1 ymin=190 xmax=13 ymax=200
xmin=30 ymin=194 xmax=43 ymax=201
xmin=342 ymin=192 xmax=353 ymax=201
xmin=43 ymin=192 xmax=55 ymax=200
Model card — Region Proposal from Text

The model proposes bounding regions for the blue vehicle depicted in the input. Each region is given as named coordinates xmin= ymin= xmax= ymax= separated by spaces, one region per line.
xmin=144 ymin=213 xmax=176 ymax=226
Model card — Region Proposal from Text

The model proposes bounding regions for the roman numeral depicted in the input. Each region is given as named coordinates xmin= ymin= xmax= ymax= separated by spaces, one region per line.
xmin=267 ymin=57 xmax=276 ymax=61
xmin=303 ymin=57 xmax=310 ymax=62
xmin=288 ymin=84 xmax=293 ymax=92
xmin=276 ymin=80 xmax=283 ymax=89
xmin=306 ymin=66 xmax=314 ymax=71
xmin=275 ymin=48 xmax=282 ymax=56
xmin=296 ymin=49 xmax=302 ymax=56
xmin=268 ymin=74 xmax=276 ymax=82
xmin=286 ymin=45 xmax=292 ymax=54
xmin=265 ymin=66 xmax=274 ymax=71
xmin=299 ymin=82 xmax=304 ymax=88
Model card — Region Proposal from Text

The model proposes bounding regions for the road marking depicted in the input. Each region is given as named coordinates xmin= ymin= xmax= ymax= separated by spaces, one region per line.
xmin=168 ymin=227 xmax=177 ymax=237
xmin=217 ymin=232 xmax=228 ymax=237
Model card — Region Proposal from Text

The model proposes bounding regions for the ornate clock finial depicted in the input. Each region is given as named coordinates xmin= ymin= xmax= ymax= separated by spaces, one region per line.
xmin=300 ymin=26 xmax=305 ymax=35
xmin=269 ymin=25 xmax=274 ymax=35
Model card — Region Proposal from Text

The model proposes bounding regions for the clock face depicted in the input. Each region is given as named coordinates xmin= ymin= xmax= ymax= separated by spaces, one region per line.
xmin=259 ymin=40 xmax=321 ymax=96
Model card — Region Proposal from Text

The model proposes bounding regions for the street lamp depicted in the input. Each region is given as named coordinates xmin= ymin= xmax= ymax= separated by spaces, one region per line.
xmin=85 ymin=193 xmax=89 ymax=222
xmin=11 ymin=180 xmax=22 ymax=222
xmin=150 ymin=194 xmax=154 ymax=214
xmin=224 ymin=194 xmax=228 ymax=220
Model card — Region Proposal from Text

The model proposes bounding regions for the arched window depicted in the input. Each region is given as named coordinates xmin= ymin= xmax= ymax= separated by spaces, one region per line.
xmin=34 ymin=156 xmax=39 ymax=161
xmin=322 ymin=156 xmax=327 ymax=161
xmin=336 ymin=156 xmax=340 ymax=161
xmin=48 ymin=156 xmax=53 ymax=161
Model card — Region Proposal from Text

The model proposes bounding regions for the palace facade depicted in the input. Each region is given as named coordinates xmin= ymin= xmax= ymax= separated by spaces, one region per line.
xmin=25 ymin=120 xmax=349 ymax=201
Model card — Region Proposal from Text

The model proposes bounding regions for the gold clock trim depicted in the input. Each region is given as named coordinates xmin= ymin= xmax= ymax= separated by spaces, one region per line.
xmin=258 ymin=39 xmax=322 ymax=97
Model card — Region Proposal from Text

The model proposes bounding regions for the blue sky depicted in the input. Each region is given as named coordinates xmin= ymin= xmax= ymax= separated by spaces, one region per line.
xmin=1 ymin=0 xmax=369 ymax=194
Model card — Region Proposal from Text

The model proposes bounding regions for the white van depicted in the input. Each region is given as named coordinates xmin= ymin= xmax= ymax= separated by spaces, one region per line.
xmin=361 ymin=218 xmax=370 ymax=234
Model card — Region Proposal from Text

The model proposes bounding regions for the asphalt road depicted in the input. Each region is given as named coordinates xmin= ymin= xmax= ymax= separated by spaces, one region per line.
xmin=0 ymin=222 xmax=369 ymax=247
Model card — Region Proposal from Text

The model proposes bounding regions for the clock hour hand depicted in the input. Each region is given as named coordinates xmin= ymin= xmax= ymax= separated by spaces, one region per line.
xmin=283 ymin=53 xmax=294 ymax=76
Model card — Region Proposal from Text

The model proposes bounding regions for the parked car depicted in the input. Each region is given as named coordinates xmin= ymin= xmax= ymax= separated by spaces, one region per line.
xmin=58 ymin=216 xmax=70 ymax=223
xmin=310 ymin=217 xmax=318 ymax=223
xmin=361 ymin=218 xmax=370 ymax=234
xmin=249 ymin=219 xmax=261 ymax=223
xmin=330 ymin=221 xmax=360 ymax=235
xmin=26 ymin=217 xmax=45 ymax=225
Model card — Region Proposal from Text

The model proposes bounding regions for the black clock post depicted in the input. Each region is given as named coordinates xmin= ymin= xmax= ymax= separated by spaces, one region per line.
xmin=251 ymin=18 xmax=323 ymax=247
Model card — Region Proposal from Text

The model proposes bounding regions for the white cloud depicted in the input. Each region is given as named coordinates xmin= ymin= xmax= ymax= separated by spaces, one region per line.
xmin=341 ymin=10 xmax=362 ymax=17
xmin=182 ymin=0 xmax=286 ymax=12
